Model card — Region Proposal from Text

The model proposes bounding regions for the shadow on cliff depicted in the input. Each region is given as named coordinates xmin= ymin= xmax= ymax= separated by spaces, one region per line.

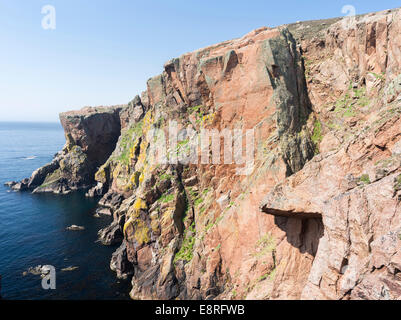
xmin=274 ymin=215 xmax=324 ymax=256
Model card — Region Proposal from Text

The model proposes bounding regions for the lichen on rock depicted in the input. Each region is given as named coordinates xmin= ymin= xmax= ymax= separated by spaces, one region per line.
xmin=9 ymin=7 xmax=401 ymax=301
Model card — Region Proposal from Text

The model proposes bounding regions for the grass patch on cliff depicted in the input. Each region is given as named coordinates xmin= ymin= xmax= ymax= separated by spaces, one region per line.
xmin=116 ymin=120 xmax=143 ymax=165
xmin=369 ymin=71 xmax=386 ymax=82
xmin=188 ymin=105 xmax=215 ymax=126
xmin=159 ymin=192 xmax=175 ymax=203
xmin=188 ymin=105 xmax=202 ymax=115
xmin=159 ymin=172 xmax=173 ymax=181
xmin=353 ymin=87 xmax=369 ymax=107
xmin=176 ymin=138 xmax=190 ymax=156
xmin=311 ymin=119 xmax=323 ymax=153
xmin=359 ymin=174 xmax=371 ymax=185
xmin=258 ymin=268 xmax=277 ymax=282
xmin=174 ymin=222 xmax=196 ymax=264
xmin=39 ymin=169 xmax=63 ymax=188
xmin=303 ymin=57 xmax=314 ymax=80
xmin=252 ymin=233 xmax=276 ymax=258
xmin=334 ymin=85 xmax=369 ymax=119
xmin=334 ymin=92 xmax=355 ymax=117
xmin=187 ymin=187 xmax=209 ymax=207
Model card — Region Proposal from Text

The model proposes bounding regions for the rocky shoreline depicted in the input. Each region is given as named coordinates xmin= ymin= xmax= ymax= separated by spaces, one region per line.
xmin=7 ymin=8 xmax=401 ymax=300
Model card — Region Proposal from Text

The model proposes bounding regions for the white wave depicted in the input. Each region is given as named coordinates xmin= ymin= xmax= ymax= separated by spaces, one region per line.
xmin=23 ymin=156 xmax=37 ymax=160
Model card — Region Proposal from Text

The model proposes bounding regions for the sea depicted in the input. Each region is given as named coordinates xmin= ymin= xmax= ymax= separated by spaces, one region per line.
xmin=0 ymin=122 xmax=130 ymax=299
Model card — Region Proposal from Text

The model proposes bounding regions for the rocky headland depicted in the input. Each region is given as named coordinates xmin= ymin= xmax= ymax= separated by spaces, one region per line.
xmin=7 ymin=8 xmax=401 ymax=300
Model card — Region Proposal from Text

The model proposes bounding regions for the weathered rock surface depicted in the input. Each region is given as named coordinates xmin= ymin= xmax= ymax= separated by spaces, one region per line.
xmin=61 ymin=266 xmax=79 ymax=272
xmin=22 ymin=265 xmax=53 ymax=277
xmin=98 ymin=219 xmax=124 ymax=245
xmin=261 ymin=8 xmax=401 ymax=300
xmin=10 ymin=7 xmax=401 ymax=300
xmin=110 ymin=241 xmax=134 ymax=280
xmin=66 ymin=225 xmax=85 ymax=231
xmin=10 ymin=105 xmax=140 ymax=194
xmin=91 ymin=25 xmax=317 ymax=300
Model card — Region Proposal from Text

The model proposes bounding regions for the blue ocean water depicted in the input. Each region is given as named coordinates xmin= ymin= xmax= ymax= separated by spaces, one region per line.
xmin=0 ymin=122 xmax=130 ymax=299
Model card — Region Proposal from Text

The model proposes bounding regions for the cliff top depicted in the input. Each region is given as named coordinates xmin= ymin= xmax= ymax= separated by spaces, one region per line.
xmin=59 ymin=105 xmax=126 ymax=119
xmin=59 ymin=6 xmax=401 ymax=117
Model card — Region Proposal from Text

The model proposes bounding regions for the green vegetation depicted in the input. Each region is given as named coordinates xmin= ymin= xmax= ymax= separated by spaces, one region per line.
xmin=176 ymin=138 xmax=191 ymax=156
xmin=155 ymin=116 xmax=165 ymax=128
xmin=187 ymin=105 xmax=215 ymax=126
xmin=369 ymin=71 xmax=386 ymax=81
xmin=252 ymin=233 xmax=276 ymax=258
xmin=334 ymin=85 xmax=369 ymax=118
xmin=375 ymin=158 xmax=393 ymax=167
xmin=204 ymin=211 xmax=226 ymax=234
xmin=187 ymin=187 xmax=208 ymax=207
xmin=174 ymin=222 xmax=196 ymax=264
xmin=194 ymin=196 xmax=203 ymax=207
xmin=258 ymin=268 xmax=276 ymax=282
xmin=327 ymin=122 xmax=341 ymax=130
xmin=189 ymin=104 xmax=205 ymax=125
xmin=353 ymin=87 xmax=369 ymax=107
xmin=188 ymin=105 xmax=203 ymax=115
xmin=159 ymin=172 xmax=173 ymax=181
xmin=311 ymin=119 xmax=323 ymax=153
xmin=179 ymin=193 xmax=192 ymax=224
xmin=205 ymin=220 xmax=215 ymax=233
xmin=117 ymin=120 xmax=143 ymax=165
xmin=359 ymin=174 xmax=371 ymax=185
xmin=159 ymin=192 xmax=175 ymax=203
xmin=177 ymin=139 xmax=189 ymax=147
xmin=335 ymin=92 xmax=355 ymax=117
xmin=40 ymin=169 xmax=62 ymax=188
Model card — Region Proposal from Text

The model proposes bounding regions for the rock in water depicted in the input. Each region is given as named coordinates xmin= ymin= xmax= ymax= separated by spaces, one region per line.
xmin=61 ymin=266 xmax=79 ymax=272
xmin=23 ymin=265 xmax=54 ymax=277
xmin=66 ymin=225 xmax=85 ymax=231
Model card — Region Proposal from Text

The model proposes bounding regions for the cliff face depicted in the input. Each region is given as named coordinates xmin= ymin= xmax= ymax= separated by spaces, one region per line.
xmin=92 ymin=26 xmax=318 ymax=300
xmin=9 ymin=8 xmax=401 ymax=300
xmin=261 ymin=8 xmax=401 ymax=300
xmin=8 ymin=106 xmax=127 ymax=194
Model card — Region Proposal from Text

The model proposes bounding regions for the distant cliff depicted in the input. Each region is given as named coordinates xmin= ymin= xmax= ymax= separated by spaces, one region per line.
xmin=8 ymin=7 xmax=401 ymax=300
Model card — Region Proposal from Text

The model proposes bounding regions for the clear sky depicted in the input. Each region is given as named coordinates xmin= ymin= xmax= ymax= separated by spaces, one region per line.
xmin=0 ymin=0 xmax=399 ymax=122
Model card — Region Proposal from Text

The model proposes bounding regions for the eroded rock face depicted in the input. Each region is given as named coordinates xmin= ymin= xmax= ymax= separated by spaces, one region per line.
xmin=9 ymin=7 xmax=401 ymax=300
xmin=11 ymin=105 xmax=135 ymax=194
xmin=90 ymin=25 xmax=317 ymax=300
xmin=261 ymin=116 xmax=401 ymax=299
xmin=261 ymin=8 xmax=401 ymax=300
xmin=60 ymin=106 xmax=125 ymax=166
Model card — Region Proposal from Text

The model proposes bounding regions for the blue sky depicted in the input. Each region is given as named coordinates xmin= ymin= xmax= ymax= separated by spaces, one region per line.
xmin=0 ymin=0 xmax=399 ymax=122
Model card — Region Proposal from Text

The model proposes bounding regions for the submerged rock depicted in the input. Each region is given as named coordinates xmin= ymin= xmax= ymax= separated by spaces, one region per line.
xmin=7 ymin=179 xmax=29 ymax=191
xmin=66 ymin=225 xmax=85 ymax=231
xmin=61 ymin=266 xmax=79 ymax=272
xmin=23 ymin=265 xmax=53 ymax=277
